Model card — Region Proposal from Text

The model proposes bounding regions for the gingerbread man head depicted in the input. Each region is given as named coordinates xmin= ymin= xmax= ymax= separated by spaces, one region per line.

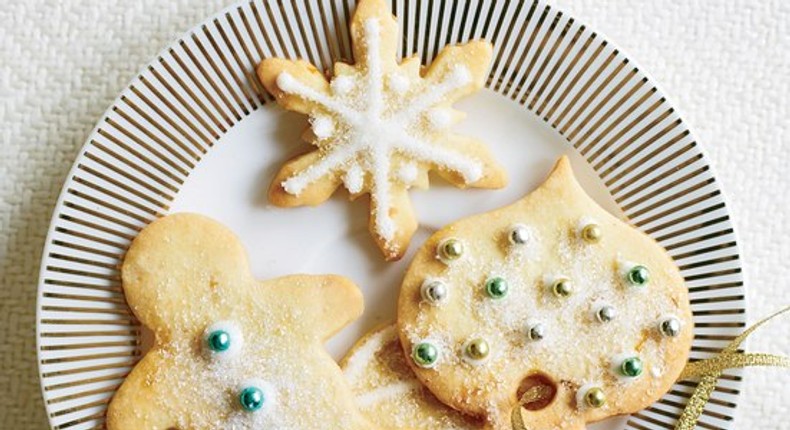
xmin=397 ymin=157 xmax=693 ymax=429
xmin=107 ymin=214 xmax=372 ymax=430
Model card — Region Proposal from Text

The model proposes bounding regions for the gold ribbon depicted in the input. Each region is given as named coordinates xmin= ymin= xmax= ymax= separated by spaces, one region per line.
xmin=511 ymin=385 xmax=552 ymax=430
xmin=509 ymin=306 xmax=790 ymax=430
xmin=675 ymin=306 xmax=790 ymax=430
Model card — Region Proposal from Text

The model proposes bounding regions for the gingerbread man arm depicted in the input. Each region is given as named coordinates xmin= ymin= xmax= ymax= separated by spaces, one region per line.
xmin=267 ymin=274 xmax=364 ymax=341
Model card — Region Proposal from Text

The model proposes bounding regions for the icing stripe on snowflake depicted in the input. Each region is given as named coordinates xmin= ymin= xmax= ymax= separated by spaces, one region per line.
xmin=273 ymin=18 xmax=485 ymax=247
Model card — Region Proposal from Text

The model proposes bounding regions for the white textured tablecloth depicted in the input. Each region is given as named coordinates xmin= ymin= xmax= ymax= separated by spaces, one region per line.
xmin=1 ymin=0 xmax=787 ymax=428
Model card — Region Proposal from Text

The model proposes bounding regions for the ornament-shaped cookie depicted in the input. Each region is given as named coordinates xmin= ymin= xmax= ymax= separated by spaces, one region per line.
xmin=257 ymin=0 xmax=506 ymax=261
xmin=397 ymin=156 xmax=693 ymax=429
xmin=107 ymin=214 xmax=373 ymax=430
xmin=342 ymin=324 xmax=484 ymax=429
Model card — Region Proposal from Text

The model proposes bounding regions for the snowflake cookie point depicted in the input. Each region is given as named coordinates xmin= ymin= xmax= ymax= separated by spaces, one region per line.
xmin=276 ymin=71 xmax=298 ymax=93
xmin=311 ymin=115 xmax=336 ymax=139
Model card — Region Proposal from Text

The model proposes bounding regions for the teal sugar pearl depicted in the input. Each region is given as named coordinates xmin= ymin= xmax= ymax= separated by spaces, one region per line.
xmin=620 ymin=357 xmax=644 ymax=377
xmin=239 ymin=386 xmax=265 ymax=412
xmin=485 ymin=277 xmax=509 ymax=299
xmin=206 ymin=330 xmax=231 ymax=352
xmin=627 ymin=265 xmax=650 ymax=286
xmin=412 ymin=342 xmax=439 ymax=368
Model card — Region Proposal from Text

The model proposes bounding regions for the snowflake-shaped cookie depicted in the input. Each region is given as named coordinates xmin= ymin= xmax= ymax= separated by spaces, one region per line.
xmin=107 ymin=214 xmax=373 ymax=430
xmin=257 ymin=0 xmax=506 ymax=260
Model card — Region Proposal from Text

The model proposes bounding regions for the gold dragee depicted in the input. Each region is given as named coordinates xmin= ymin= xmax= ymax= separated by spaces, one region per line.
xmin=508 ymin=306 xmax=790 ymax=430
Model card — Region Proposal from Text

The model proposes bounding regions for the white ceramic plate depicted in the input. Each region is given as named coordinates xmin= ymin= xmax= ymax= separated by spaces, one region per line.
xmin=36 ymin=1 xmax=746 ymax=429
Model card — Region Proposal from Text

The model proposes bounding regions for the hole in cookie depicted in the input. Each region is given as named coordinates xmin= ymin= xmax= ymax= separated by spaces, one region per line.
xmin=516 ymin=373 xmax=557 ymax=411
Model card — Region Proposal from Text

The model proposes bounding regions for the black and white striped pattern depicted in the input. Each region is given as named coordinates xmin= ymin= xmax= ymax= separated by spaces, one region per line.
xmin=37 ymin=1 xmax=744 ymax=428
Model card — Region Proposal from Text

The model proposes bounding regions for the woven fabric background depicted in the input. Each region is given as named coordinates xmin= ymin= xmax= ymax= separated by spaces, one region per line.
xmin=0 ymin=0 xmax=787 ymax=428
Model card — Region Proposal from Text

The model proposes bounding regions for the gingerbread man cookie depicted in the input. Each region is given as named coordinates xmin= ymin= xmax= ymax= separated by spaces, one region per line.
xmin=342 ymin=324 xmax=484 ymax=429
xmin=107 ymin=214 xmax=373 ymax=430
xmin=397 ymin=156 xmax=693 ymax=429
xmin=258 ymin=0 xmax=506 ymax=261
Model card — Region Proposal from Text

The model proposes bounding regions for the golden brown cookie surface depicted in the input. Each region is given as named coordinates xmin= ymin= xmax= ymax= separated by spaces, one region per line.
xmin=258 ymin=0 xmax=506 ymax=261
xmin=342 ymin=324 xmax=485 ymax=429
xmin=397 ymin=156 xmax=693 ymax=429
xmin=107 ymin=213 xmax=373 ymax=430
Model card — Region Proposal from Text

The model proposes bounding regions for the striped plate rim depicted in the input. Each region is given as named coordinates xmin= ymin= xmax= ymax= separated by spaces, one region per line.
xmin=36 ymin=1 xmax=745 ymax=429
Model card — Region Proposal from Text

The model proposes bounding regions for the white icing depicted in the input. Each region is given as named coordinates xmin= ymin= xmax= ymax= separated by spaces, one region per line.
xmin=275 ymin=19 xmax=482 ymax=244
xmin=617 ymin=258 xmax=636 ymax=278
xmin=312 ymin=115 xmax=335 ymax=139
xmin=356 ymin=381 xmax=422 ymax=408
xmin=387 ymin=72 xmax=410 ymax=94
xmin=397 ymin=162 xmax=418 ymax=184
xmin=427 ymin=108 xmax=453 ymax=129
xmin=343 ymin=163 xmax=365 ymax=194
xmin=330 ymin=75 xmax=354 ymax=95
xmin=651 ymin=365 xmax=664 ymax=378
xmin=203 ymin=320 xmax=243 ymax=361
xmin=276 ymin=72 xmax=357 ymax=119
xmin=343 ymin=326 xmax=394 ymax=382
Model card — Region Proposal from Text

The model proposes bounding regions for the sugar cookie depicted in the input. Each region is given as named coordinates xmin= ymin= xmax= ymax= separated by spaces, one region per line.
xmin=342 ymin=324 xmax=484 ymax=429
xmin=258 ymin=0 xmax=506 ymax=261
xmin=397 ymin=156 xmax=693 ymax=429
xmin=107 ymin=214 xmax=373 ymax=430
